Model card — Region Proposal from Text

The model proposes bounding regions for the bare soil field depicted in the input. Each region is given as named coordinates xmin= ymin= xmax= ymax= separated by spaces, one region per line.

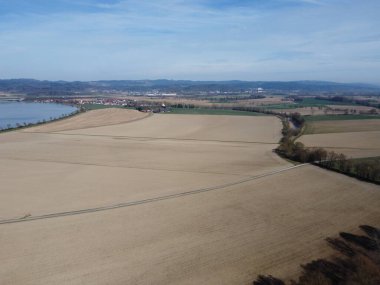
xmin=275 ymin=107 xmax=345 ymax=116
xmin=1 ymin=110 xmax=379 ymax=285
xmin=298 ymin=131 xmax=380 ymax=158
xmin=123 ymin=95 xmax=291 ymax=108
xmin=327 ymin=104 xmax=379 ymax=113
xmin=275 ymin=105 xmax=378 ymax=116
xmin=304 ymin=119 xmax=380 ymax=134
xmin=56 ymin=114 xmax=283 ymax=143
xmin=250 ymin=96 xmax=288 ymax=105
xmin=125 ymin=96 xmax=229 ymax=108
xmin=29 ymin=108 xmax=149 ymax=132
xmin=1 ymin=166 xmax=380 ymax=285
xmin=231 ymin=96 xmax=292 ymax=107
xmin=0 ymin=113 xmax=284 ymax=220
xmin=0 ymin=134 xmax=284 ymax=219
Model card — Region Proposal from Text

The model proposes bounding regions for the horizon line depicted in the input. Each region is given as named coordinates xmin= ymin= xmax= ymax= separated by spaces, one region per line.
xmin=1 ymin=78 xmax=379 ymax=86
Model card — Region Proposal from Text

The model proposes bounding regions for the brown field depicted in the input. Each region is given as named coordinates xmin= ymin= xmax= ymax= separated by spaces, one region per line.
xmin=250 ymin=96 xmax=287 ymax=104
xmin=327 ymin=104 xmax=379 ymax=113
xmin=298 ymin=131 xmax=380 ymax=158
xmin=1 ymin=109 xmax=380 ymax=285
xmin=30 ymin=108 xmax=150 ymax=132
xmin=57 ymin=114 xmax=282 ymax=142
xmin=0 ymin=112 xmax=284 ymax=220
xmin=122 ymin=95 xmax=291 ymax=109
xmin=299 ymin=118 xmax=380 ymax=158
xmin=275 ymin=107 xmax=346 ymax=116
xmin=234 ymin=96 xmax=291 ymax=106
xmin=126 ymin=95 xmax=214 ymax=106
xmin=304 ymin=119 xmax=380 ymax=134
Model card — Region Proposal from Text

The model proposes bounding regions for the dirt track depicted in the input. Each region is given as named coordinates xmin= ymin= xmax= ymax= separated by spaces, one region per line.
xmin=1 ymin=109 xmax=379 ymax=285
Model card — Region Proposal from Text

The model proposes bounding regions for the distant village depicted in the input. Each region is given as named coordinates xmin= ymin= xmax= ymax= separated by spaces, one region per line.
xmin=28 ymin=97 xmax=174 ymax=113
xmin=24 ymin=88 xmax=268 ymax=113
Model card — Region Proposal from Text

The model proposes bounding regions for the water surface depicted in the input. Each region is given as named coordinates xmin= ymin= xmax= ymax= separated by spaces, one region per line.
xmin=0 ymin=102 xmax=78 ymax=130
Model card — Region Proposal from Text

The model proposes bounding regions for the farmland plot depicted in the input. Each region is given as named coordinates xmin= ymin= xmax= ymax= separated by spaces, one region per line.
xmin=0 ymin=109 xmax=379 ymax=285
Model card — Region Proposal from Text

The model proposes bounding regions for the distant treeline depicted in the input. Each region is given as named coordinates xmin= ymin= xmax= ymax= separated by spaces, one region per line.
xmin=208 ymin=95 xmax=265 ymax=103
xmin=253 ymin=225 xmax=380 ymax=285
xmin=314 ymin=95 xmax=379 ymax=109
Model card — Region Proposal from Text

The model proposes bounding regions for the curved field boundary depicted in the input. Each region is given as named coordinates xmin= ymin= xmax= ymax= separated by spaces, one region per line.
xmin=23 ymin=110 xmax=153 ymax=133
xmin=1 ymin=156 xmax=245 ymax=176
xmin=21 ymin=131 xmax=280 ymax=145
xmin=0 ymin=164 xmax=308 ymax=225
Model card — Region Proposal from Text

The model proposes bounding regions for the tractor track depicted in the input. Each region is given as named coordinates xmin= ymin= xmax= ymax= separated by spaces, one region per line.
xmin=0 ymin=163 xmax=308 ymax=225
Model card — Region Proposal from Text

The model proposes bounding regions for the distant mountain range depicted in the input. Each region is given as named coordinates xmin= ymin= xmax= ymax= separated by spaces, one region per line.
xmin=0 ymin=79 xmax=379 ymax=96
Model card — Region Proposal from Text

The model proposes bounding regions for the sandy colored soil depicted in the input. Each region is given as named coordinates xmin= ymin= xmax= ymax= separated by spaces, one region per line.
xmin=57 ymin=114 xmax=282 ymax=143
xmin=304 ymin=119 xmax=380 ymax=134
xmin=1 ymin=166 xmax=380 ymax=285
xmin=299 ymin=118 xmax=380 ymax=158
xmin=1 ymin=114 xmax=284 ymax=220
xmin=1 ymin=110 xmax=380 ymax=285
xmin=298 ymin=131 xmax=380 ymax=158
xmin=276 ymin=107 xmax=345 ymax=116
xmin=251 ymin=96 xmax=288 ymax=105
xmin=28 ymin=108 xmax=149 ymax=132
xmin=122 ymin=95 xmax=291 ymax=108
xmin=232 ymin=96 xmax=292 ymax=107
xmin=327 ymin=105 xmax=379 ymax=113
xmin=275 ymin=106 xmax=378 ymax=116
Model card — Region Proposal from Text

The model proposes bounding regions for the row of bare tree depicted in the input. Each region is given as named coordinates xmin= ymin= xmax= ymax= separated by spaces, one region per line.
xmin=277 ymin=114 xmax=380 ymax=184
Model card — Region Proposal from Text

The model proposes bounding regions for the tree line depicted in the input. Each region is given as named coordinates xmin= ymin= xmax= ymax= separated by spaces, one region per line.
xmin=277 ymin=113 xmax=380 ymax=184
xmin=315 ymin=95 xmax=380 ymax=109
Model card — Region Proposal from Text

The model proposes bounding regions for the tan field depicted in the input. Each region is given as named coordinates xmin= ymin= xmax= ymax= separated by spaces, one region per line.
xmin=30 ymin=108 xmax=150 ymax=132
xmin=327 ymin=104 xmax=379 ymax=113
xmin=121 ymin=95 xmax=292 ymax=109
xmin=229 ymin=96 xmax=292 ymax=107
xmin=298 ymin=131 xmax=380 ymax=158
xmin=275 ymin=107 xmax=345 ymax=116
xmin=56 ymin=114 xmax=282 ymax=142
xmin=1 ymin=109 xmax=380 ymax=285
xmin=304 ymin=119 xmax=380 ymax=134
xmin=274 ymin=105 xmax=379 ymax=116
xmin=299 ymin=117 xmax=380 ymax=158
xmin=250 ymin=96 xmax=288 ymax=105
xmin=0 ymin=111 xmax=284 ymax=220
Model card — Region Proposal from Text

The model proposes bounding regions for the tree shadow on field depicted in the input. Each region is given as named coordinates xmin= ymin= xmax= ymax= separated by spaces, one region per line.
xmin=252 ymin=225 xmax=380 ymax=285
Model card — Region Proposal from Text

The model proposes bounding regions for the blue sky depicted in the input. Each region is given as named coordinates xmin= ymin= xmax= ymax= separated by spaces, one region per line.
xmin=0 ymin=0 xmax=379 ymax=83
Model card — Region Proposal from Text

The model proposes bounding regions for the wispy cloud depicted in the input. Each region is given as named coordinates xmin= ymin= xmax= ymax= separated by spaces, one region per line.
xmin=0 ymin=0 xmax=379 ymax=83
